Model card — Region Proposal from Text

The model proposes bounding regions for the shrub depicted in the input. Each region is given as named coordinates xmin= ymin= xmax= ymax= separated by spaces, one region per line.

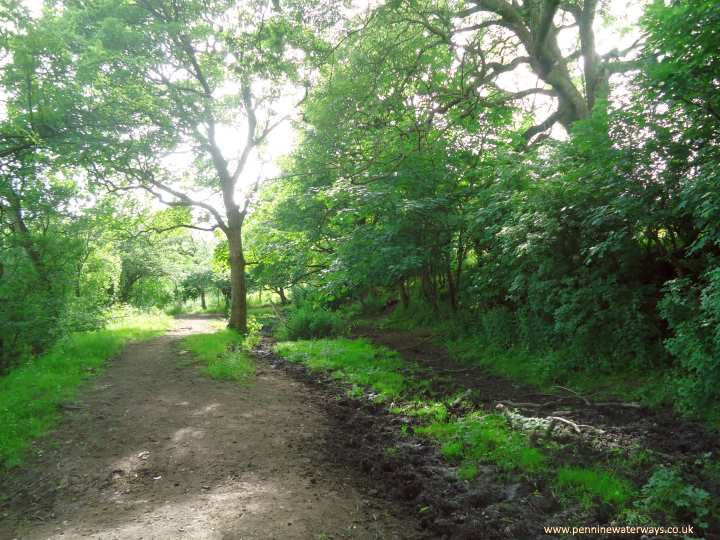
xmin=659 ymin=268 xmax=720 ymax=412
xmin=278 ymin=305 xmax=345 ymax=340
xmin=632 ymin=467 xmax=714 ymax=530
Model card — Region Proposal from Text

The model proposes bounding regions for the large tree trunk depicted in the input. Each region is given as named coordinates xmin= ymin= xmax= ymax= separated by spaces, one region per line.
xmin=226 ymin=225 xmax=248 ymax=333
xmin=277 ymin=287 xmax=288 ymax=305
xmin=200 ymin=289 xmax=207 ymax=310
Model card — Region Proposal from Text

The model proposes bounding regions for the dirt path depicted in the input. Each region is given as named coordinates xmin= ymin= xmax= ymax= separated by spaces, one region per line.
xmin=0 ymin=317 xmax=420 ymax=540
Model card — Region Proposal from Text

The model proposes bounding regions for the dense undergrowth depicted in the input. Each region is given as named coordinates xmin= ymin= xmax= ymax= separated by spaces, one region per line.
xmin=0 ymin=309 xmax=172 ymax=469
xmin=278 ymin=296 xmax=702 ymax=421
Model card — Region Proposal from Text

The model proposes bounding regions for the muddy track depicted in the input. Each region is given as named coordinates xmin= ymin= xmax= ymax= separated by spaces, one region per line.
xmin=358 ymin=328 xmax=719 ymax=461
xmin=0 ymin=317 xmax=420 ymax=540
xmin=259 ymin=340 xmax=565 ymax=540
xmin=3 ymin=317 xmax=717 ymax=540
xmin=345 ymin=327 xmax=720 ymax=539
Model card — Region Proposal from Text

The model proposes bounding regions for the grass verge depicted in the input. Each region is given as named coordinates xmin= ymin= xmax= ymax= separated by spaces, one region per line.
xmin=445 ymin=338 xmax=670 ymax=409
xmin=275 ymin=339 xmax=408 ymax=401
xmin=182 ymin=328 xmax=255 ymax=382
xmin=0 ymin=311 xmax=172 ymax=469
xmin=380 ymin=305 xmax=675 ymax=412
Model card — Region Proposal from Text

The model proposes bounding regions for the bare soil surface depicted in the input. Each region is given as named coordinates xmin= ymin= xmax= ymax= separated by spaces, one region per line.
xmin=0 ymin=317 xmax=421 ymax=540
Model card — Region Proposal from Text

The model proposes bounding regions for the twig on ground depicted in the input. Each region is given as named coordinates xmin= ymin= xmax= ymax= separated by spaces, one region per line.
xmin=545 ymin=415 xmax=606 ymax=436
xmin=552 ymin=385 xmax=591 ymax=406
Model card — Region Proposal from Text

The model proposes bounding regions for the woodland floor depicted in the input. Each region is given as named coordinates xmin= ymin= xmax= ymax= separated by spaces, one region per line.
xmin=0 ymin=316 xmax=420 ymax=540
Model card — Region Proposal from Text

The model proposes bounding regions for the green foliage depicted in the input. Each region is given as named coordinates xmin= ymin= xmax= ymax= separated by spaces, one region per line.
xmin=444 ymin=318 xmax=671 ymax=409
xmin=659 ymin=268 xmax=720 ymax=412
xmin=275 ymin=339 xmax=407 ymax=401
xmin=278 ymin=305 xmax=346 ymax=341
xmin=629 ymin=467 xmax=714 ymax=529
xmin=415 ymin=414 xmax=547 ymax=476
xmin=642 ymin=0 xmax=720 ymax=138
xmin=182 ymin=328 xmax=256 ymax=382
xmin=243 ymin=0 xmax=720 ymax=419
xmin=0 ymin=310 xmax=172 ymax=468
xmin=554 ymin=467 xmax=635 ymax=508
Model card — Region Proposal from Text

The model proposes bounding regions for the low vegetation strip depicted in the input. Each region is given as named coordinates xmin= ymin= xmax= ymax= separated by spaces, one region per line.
xmin=0 ymin=311 xmax=172 ymax=469
xmin=182 ymin=327 xmax=256 ymax=382
xmin=275 ymin=339 xmax=408 ymax=401
xmin=274 ymin=336 xmax=718 ymax=536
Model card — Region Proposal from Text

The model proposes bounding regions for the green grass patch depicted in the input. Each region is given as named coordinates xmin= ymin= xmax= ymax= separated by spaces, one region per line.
xmin=0 ymin=311 xmax=172 ymax=469
xmin=445 ymin=336 xmax=672 ymax=410
xmin=275 ymin=338 xmax=408 ymax=401
xmin=458 ymin=462 xmax=479 ymax=481
xmin=182 ymin=329 xmax=255 ymax=382
xmin=390 ymin=400 xmax=449 ymax=422
xmin=415 ymin=413 xmax=547 ymax=476
xmin=555 ymin=466 xmax=635 ymax=507
xmin=382 ymin=305 xmax=676 ymax=414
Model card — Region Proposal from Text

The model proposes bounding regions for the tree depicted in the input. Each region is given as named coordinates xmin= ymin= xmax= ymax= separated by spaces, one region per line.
xmin=244 ymin=182 xmax=329 ymax=304
xmin=380 ymin=0 xmax=644 ymax=142
xmin=52 ymin=0 xmax=338 ymax=331
xmin=181 ymin=271 xmax=215 ymax=309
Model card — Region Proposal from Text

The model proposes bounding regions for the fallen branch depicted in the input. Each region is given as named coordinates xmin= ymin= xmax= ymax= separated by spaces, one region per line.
xmin=547 ymin=415 xmax=582 ymax=434
xmin=545 ymin=415 xmax=606 ymax=436
xmin=552 ymin=385 xmax=591 ymax=406
xmin=497 ymin=400 xmax=542 ymax=409
xmin=595 ymin=401 xmax=643 ymax=409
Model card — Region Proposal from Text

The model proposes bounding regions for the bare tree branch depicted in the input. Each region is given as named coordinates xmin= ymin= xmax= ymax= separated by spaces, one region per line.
xmin=136 ymin=223 xmax=219 ymax=236
xmin=522 ymin=107 xmax=565 ymax=144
